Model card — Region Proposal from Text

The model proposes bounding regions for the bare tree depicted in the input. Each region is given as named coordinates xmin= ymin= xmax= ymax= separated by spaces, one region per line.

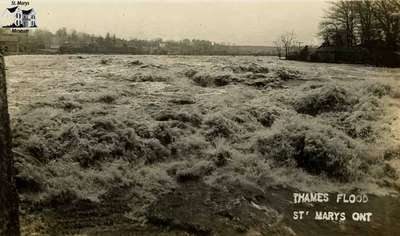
xmin=373 ymin=0 xmax=400 ymax=49
xmin=320 ymin=1 xmax=358 ymax=47
xmin=273 ymin=40 xmax=283 ymax=59
xmin=0 ymin=55 xmax=20 ymax=235
xmin=320 ymin=0 xmax=400 ymax=49
xmin=354 ymin=0 xmax=378 ymax=47
xmin=279 ymin=31 xmax=296 ymax=59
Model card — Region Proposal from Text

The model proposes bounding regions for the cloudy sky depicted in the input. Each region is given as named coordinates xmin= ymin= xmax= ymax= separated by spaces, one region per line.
xmin=27 ymin=0 xmax=329 ymax=46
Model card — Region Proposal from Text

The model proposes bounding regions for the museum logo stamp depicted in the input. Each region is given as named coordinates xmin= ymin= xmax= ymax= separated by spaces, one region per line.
xmin=0 ymin=0 xmax=37 ymax=32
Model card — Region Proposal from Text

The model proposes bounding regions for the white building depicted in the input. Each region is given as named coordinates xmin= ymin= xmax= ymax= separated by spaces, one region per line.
xmin=0 ymin=6 xmax=36 ymax=28
xmin=22 ymin=8 xmax=36 ymax=28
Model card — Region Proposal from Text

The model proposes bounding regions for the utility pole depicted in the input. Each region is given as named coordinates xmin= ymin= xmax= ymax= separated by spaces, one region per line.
xmin=0 ymin=54 xmax=20 ymax=235
xmin=297 ymin=41 xmax=303 ymax=50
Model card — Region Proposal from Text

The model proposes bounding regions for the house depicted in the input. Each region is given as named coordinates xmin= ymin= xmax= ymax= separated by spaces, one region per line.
xmin=22 ymin=8 xmax=36 ymax=28
xmin=0 ymin=6 xmax=36 ymax=28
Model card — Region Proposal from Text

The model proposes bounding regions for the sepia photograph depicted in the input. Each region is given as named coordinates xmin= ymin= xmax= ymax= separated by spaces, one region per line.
xmin=1 ymin=0 xmax=400 ymax=235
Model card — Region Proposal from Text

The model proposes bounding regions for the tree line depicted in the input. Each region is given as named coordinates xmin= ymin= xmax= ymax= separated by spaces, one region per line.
xmin=276 ymin=0 xmax=400 ymax=66
xmin=319 ymin=0 xmax=400 ymax=50
xmin=2 ymin=28 xmax=274 ymax=56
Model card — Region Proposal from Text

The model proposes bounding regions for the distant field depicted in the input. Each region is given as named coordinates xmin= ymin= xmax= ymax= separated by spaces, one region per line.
xmin=223 ymin=45 xmax=277 ymax=55
xmin=6 ymin=55 xmax=400 ymax=235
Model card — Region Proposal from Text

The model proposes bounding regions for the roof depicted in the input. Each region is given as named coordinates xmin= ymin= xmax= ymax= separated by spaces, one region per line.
xmin=22 ymin=9 xmax=34 ymax=15
xmin=7 ymin=6 xmax=18 ymax=13
xmin=6 ymin=7 xmax=34 ymax=15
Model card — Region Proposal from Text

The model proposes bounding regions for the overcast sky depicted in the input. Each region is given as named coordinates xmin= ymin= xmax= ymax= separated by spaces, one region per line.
xmin=27 ymin=0 xmax=329 ymax=46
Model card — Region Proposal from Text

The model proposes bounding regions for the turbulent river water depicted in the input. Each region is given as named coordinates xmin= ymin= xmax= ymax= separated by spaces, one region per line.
xmin=5 ymin=55 xmax=400 ymax=236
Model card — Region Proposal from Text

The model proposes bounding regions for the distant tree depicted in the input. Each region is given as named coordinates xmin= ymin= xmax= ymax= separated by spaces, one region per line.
xmin=279 ymin=31 xmax=296 ymax=58
xmin=55 ymin=27 xmax=68 ymax=44
xmin=32 ymin=30 xmax=54 ymax=49
xmin=273 ymin=40 xmax=283 ymax=59
xmin=112 ymin=34 xmax=117 ymax=47
xmin=69 ymin=29 xmax=78 ymax=42
xmin=104 ymin=32 xmax=112 ymax=48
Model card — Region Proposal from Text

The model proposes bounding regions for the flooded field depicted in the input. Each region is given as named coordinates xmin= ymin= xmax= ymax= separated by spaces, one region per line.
xmin=5 ymin=55 xmax=400 ymax=235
